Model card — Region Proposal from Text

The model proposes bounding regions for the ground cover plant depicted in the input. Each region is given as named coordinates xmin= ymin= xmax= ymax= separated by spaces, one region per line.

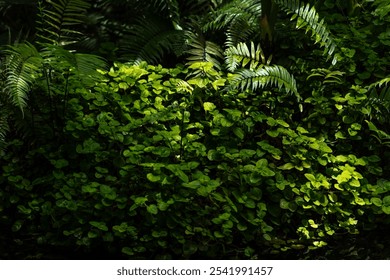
xmin=0 ymin=0 xmax=389 ymax=259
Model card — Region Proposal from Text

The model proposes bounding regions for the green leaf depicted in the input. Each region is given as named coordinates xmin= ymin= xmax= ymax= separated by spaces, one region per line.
xmin=147 ymin=204 xmax=159 ymax=215
xmin=371 ymin=197 xmax=382 ymax=207
xmin=304 ymin=173 xmax=316 ymax=183
xmin=121 ymin=247 xmax=134 ymax=256
xmin=308 ymin=219 xmax=319 ymax=229
xmin=382 ymin=196 xmax=390 ymax=214
xmin=233 ymin=127 xmax=245 ymax=140
xmin=52 ymin=159 xmax=69 ymax=169
xmin=12 ymin=220 xmax=23 ymax=232
xmin=146 ymin=173 xmax=161 ymax=182
xmin=280 ymin=199 xmax=290 ymax=210
xmin=203 ymin=102 xmax=216 ymax=111
xmin=260 ymin=168 xmax=275 ymax=177
xmin=89 ymin=221 xmax=108 ymax=231
xmin=278 ymin=163 xmax=295 ymax=170
xmin=88 ymin=231 xmax=99 ymax=238
xmin=318 ymin=142 xmax=332 ymax=153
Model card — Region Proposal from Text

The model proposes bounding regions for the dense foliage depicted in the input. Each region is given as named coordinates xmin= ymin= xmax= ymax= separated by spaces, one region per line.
xmin=0 ymin=0 xmax=389 ymax=259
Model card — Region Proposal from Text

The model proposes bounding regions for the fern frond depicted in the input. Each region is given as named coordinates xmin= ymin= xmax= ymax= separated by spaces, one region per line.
xmin=368 ymin=77 xmax=390 ymax=89
xmin=149 ymin=0 xmax=182 ymax=29
xmin=119 ymin=17 xmax=183 ymax=64
xmin=40 ymin=44 xmax=107 ymax=85
xmin=274 ymin=0 xmax=337 ymax=64
xmin=307 ymin=68 xmax=345 ymax=84
xmin=186 ymin=31 xmax=224 ymax=70
xmin=0 ymin=106 xmax=9 ymax=151
xmin=176 ymin=80 xmax=194 ymax=93
xmin=229 ymin=65 xmax=299 ymax=98
xmin=225 ymin=42 xmax=270 ymax=72
xmin=225 ymin=17 xmax=258 ymax=48
xmin=203 ymin=0 xmax=262 ymax=32
xmin=36 ymin=0 xmax=90 ymax=46
xmin=4 ymin=42 xmax=42 ymax=113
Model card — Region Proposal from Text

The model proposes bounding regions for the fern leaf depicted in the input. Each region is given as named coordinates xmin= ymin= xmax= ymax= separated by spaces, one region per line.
xmin=368 ymin=77 xmax=390 ymax=89
xmin=40 ymin=44 xmax=107 ymax=85
xmin=0 ymin=107 xmax=9 ymax=151
xmin=307 ymin=68 xmax=345 ymax=84
xmin=225 ymin=42 xmax=269 ymax=72
xmin=119 ymin=17 xmax=183 ymax=64
xmin=225 ymin=17 xmax=258 ymax=48
xmin=229 ymin=65 xmax=299 ymax=99
xmin=36 ymin=0 xmax=90 ymax=46
xmin=149 ymin=0 xmax=182 ymax=29
xmin=176 ymin=80 xmax=194 ymax=93
xmin=4 ymin=43 xmax=42 ymax=113
xmin=186 ymin=31 xmax=224 ymax=70
xmin=203 ymin=0 xmax=262 ymax=32
xmin=274 ymin=0 xmax=337 ymax=64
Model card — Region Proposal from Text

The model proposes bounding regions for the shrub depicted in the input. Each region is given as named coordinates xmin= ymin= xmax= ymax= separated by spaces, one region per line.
xmin=1 ymin=61 xmax=389 ymax=259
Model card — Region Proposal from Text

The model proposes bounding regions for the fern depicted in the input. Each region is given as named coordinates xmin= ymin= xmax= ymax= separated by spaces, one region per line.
xmin=4 ymin=42 xmax=42 ymax=113
xmin=0 ymin=102 xmax=9 ymax=150
xmin=176 ymin=80 xmax=194 ymax=93
xmin=225 ymin=17 xmax=258 ymax=48
xmin=119 ymin=17 xmax=184 ymax=64
xmin=307 ymin=68 xmax=345 ymax=84
xmin=274 ymin=0 xmax=337 ymax=64
xmin=185 ymin=30 xmax=224 ymax=70
xmin=229 ymin=65 xmax=299 ymax=99
xmin=36 ymin=0 xmax=90 ymax=46
xmin=203 ymin=0 xmax=262 ymax=32
xmin=149 ymin=0 xmax=182 ymax=29
xmin=225 ymin=41 xmax=271 ymax=72
xmin=366 ymin=77 xmax=390 ymax=118
xmin=368 ymin=77 xmax=390 ymax=89
xmin=41 ymin=44 xmax=107 ymax=85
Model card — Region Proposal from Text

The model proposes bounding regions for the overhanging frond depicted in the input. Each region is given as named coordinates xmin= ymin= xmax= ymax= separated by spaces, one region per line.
xmin=4 ymin=42 xmax=43 ymax=113
xmin=368 ymin=77 xmax=390 ymax=89
xmin=0 ymin=105 xmax=9 ymax=151
xmin=40 ymin=44 xmax=107 ymax=85
xmin=149 ymin=0 xmax=182 ymax=29
xmin=203 ymin=0 xmax=262 ymax=32
xmin=225 ymin=17 xmax=258 ymax=48
xmin=119 ymin=17 xmax=184 ymax=64
xmin=36 ymin=0 xmax=91 ymax=46
xmin=274 ymin=0 xmax=338 ymax=64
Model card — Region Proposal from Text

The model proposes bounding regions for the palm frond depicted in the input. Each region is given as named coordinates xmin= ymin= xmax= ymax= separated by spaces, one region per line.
xmin=36 ymin=0 xmax=91 ymax=46
xmin=274 ymin=0 xmax=337 ymax=64
xmin=229 ymin=65 xmax=299 ymax=98
xmin=4 ymin=42 xmax=43 ymax=113
xmin=225 ymin=41 xmax=270 ymax=72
